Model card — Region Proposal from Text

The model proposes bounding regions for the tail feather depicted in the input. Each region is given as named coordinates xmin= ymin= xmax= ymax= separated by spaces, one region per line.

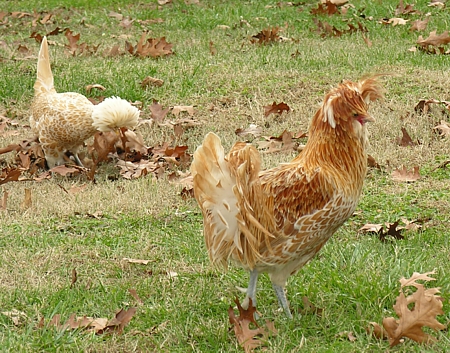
xmin=91 ymin=97 xmax=140 ymax=131
xmin=34 ymin=36 xmax=56 ymax=95
xmin=191 ymin=132 xmax=275 ymax=269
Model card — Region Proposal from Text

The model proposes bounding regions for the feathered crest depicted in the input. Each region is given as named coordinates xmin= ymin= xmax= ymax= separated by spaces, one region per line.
xmin=91 ymin=97 xmax=140 ymax=132
xmin=320 ymin=75 xmax=384 ymax=128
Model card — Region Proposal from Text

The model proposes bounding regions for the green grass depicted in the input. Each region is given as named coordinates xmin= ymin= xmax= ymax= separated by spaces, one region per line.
xmin=0 ymin=0 xmax=450 ymax=351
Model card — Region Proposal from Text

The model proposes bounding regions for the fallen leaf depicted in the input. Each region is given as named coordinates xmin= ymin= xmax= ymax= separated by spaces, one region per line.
xmin=311 ymin=0 xmax=340 ymax=15
xmin=417 ymin=30 xmax=450 ymax=53
xmin=0 ymin=191 xmax=7 ymax=211
xmin=172 ymin=105 xmax=194 ymax=117
xmin=379 ymin=221 xmax=405 ymax=242
xmin=108 ymin=11 xmax=123 ymax=20
xmin=2 ymin=310 xmax=28 ymax=326
xmin=21 ymin=188 xmax=32 ymax=209
xmin=382 ymin=271 xmax=446 ymax=347
xmin=209 ymin=40 xmax=217 ymax=55
xmin=264 ymin=101 xmax=290 ymax=117
xmin=68 ymin=184 xmax=87 ymax=194
xmin=149 ymin=101 xmax=170 ymax=123
xmin=359 ymin=223 xmax=383 ymax=233
xmin=299 ymin=296 xmax=323 ymax=317
xmin=395 ymin=0 xmax=419 ymax=15
xmin=70 ymin=268 xmax=77 ymax=288
xmin=367 ymin=154 xmax=381 ymax=169
xmin=228 ymin=298 xmax=277 ymax=352
xmin=251 ymin=27 xmax=281 ymax=44
xmin=392 ymin=165 xmax=420 ymax=182
xmin=0 ymin=168 xmax=22 ymax=185
xmin=123 ymin=258 xmax=152 ymax=265
xmin=130 ymin=33 xmax=173 ymax=58
xmin=128 ymin=289 xmax=144 ymax=305
xmin=367 ymin=322 xmax=389 ymax=340
xmin=86 ymin=84 xmax=106 ymax=94
xmin=362 ymin=33 xmax=372 ymax=47
xmin=235 ymin=124 xmax=263 ymax=137
xmin=410 ymin=18 xmax=429 ymax=32
xmin=396 ymin=127 xmax=419 ymax=146
xmin=140 ymin=76 xmax=164 ymax=88
xmin=104 ymin=308 xmax=137 ymax=334
xmin=49 ymin=165 xmax=81 ymax=176
xmin=434 ymin=120 xmax=450 ymax=136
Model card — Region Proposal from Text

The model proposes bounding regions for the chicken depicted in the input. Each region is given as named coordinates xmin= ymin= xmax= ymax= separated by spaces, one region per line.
xmin=30 ymin=36 xmax=140 ymax=168
xmin=191 ymin=77 xmax=384 ymax=318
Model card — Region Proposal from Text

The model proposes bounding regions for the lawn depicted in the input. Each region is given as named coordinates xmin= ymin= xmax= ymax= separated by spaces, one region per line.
xmin=0 ymin=0 xmax=449 ymax=352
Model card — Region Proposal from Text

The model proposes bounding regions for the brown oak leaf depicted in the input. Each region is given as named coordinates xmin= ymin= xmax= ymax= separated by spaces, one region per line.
xmin=228 ymin=298 xmax=277 ymax=353
xmin=264 ymin=101 xmax=290 ymax=117
xmin=251 ymin=27 xmax=281 ymax=44
xmin=382 ymin=271 xmax=446 ymax=346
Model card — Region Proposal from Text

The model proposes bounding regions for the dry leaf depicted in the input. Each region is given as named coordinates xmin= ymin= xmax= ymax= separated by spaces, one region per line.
xmin=299 ymin=296 xmax=323 ymax=317
xmin=367 ymin=154 xmax=381 ymax=169
xmin=140 ymin=76 xmax=164 ymax=88
xmin=235 ymin=124 xmax=263 ymax=137
xmin=382 ymin=271 xmax=446 ymax=346
xmin=417 ymin=30 xmax=450 ymax=53
xmin=209 ymin=40 xmax=217 ymax=55
xmin=86 ymin=84 xmax=106 ymax=94
xmin=367 ymin=322 xmax=389 ymax=340
xmin=359 ymin=223 xmax=383 ymax=233
xmin=251 ymin=27 xmax=281 ymax=44
xmin=392 ymin=165 xmax=420 ymax=182
xmin=128 ymin=289 xmax=144 ymax=305
xmin=410 ymin=18 xmax=429 ymax=32
xmin=108 ymin=11 xmax=123 ymax=20
xmin=228 ymin=298 xmax=277 ymax=352
xmin=123 ymin=257 xmax=151 ymax=265
xmin=49 ymin=165 xmax=81 ymax=176
xmin=264 ymin=101 xmax=290 ymax=117
xmin=70 ymin=268 xmax=77 ymax=288
xmin=0 ymin=168 xmax=22 ymax=185
xmin=396 ymin=127 xmax=418 ymax=146
xmin=395 ymin=0 xmax=419 ymax=15
xmin=149 ymin=101 xmax=170 ymax=123
xmin=21 ymin=188 xmax=32 ymax=209
xmin=311 ymin=0 xmax=340 ymax=15
xmin=388 ymin=18 xmax=409 ymax=26
xmin=172 ymin=105 xmax=194 ymax=117
xmin=129 ymin=33 xmax=173 ymax=58
xmin=434 ymin=120 xmax=450 ymax=136
xmin=2 ymin=310 xmax=28 ymax=326
xmin=0 ymin=191 xmax=7 ymax=211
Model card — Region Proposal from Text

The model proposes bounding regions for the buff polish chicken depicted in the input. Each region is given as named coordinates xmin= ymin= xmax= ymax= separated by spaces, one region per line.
xmin=191 ymin=77 xmax=384 ymax=318
xmin=30 ymin=36 xmax=140 ymax=168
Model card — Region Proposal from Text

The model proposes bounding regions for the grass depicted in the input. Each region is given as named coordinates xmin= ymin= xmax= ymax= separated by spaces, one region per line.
xmin=0 ymin=0 xmax=450 ymax=351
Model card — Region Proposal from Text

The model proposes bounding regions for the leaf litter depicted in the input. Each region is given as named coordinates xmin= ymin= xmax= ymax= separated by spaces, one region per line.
xmin=40 ymin=307 xmax=137 ymax=335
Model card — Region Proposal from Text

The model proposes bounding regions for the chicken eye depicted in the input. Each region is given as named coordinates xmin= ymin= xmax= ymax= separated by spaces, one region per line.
xmin=353 ymin=113 xmax=359 ymax=117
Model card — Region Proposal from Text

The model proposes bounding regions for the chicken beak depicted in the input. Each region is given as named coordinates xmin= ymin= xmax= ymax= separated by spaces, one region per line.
xmin=361 ymin=115 xmax=375 ymax=124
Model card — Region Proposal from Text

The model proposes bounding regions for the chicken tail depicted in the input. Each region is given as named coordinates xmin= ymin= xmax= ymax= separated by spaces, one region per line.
xmin=91 ymin=97 xmax=140 ymax=131
xmin=34 ymin=36 xmax=56 ymax=95
xmin=191 ymin=132 xmax=274 ymax=269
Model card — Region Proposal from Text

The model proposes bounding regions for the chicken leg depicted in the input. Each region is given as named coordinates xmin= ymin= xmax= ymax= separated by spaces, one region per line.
xmin=272 ymin=283 xmax=293 ymax=318
xmin=242 ymin=269 xmax=258 ymax=309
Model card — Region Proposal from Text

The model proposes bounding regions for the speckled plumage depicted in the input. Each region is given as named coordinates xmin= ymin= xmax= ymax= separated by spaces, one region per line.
xmin=30 ymin=36 xmax=140 ymax=168
xmin=191 ymin=77 xmax=384 ymax=317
